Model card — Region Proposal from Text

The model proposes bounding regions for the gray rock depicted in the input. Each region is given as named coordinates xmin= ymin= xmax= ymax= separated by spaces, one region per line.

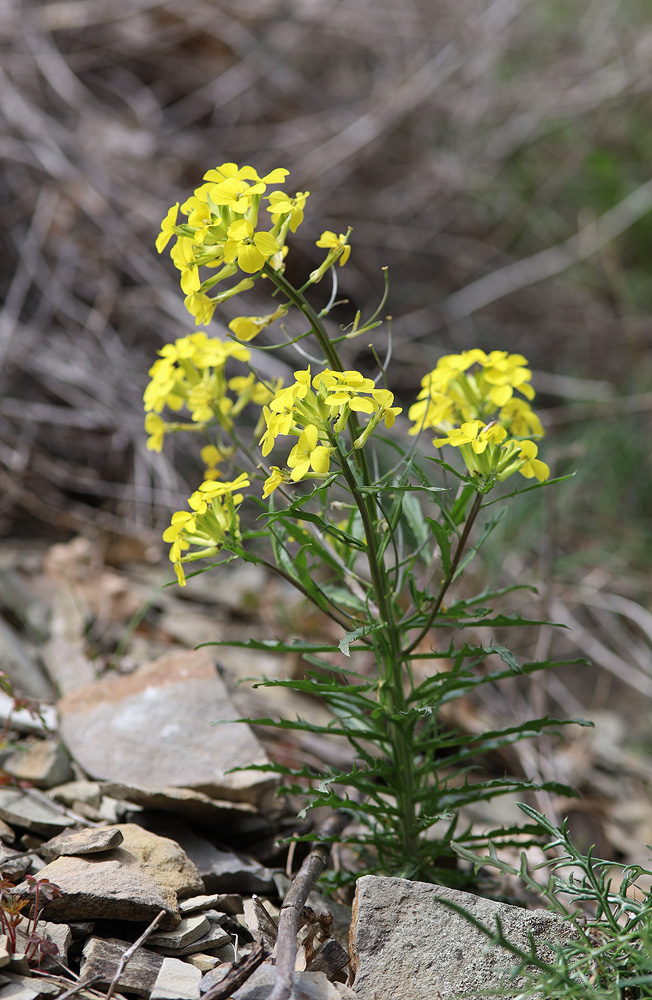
xmin=40 ymin=636 xmax=96 ymax=697
xmin=98 ymin=781 xmax=268 ymax=837
xmin=0 ymin=845 xmax=32 ymax=880
xmin=39 ymin=825 xmax=124 ymax=861
xmin=179 ymin=894 xmax=224 ymax=915
xmin=81 ymin=936 xmax=163 ymax=997
xmin=16 ymin=853 xmax=180 ymax=928
xmin=148 ymin=923 xmax=232 ymax=957
xmin=58 ymin=648 xmax=276 ymax=809
xmin=0 ymin=694 xmax=57 ymax=736
xmin=48 ymin=779 xmax=102 ymax=809
xmin=350 ymin=875 xmax=580 ymax=1000
xmin=105 ymin=823 xmax=204 ymax=899
xmin=0 ymin=617 xmax=54 ymax=701
xmin=151 ymin=956 xmax=202 ymax=1000
xmin=0 ymin=972 xmax=40 ymax=1000
xmin=3 ymin=740 xmax=73 ymax=790
xmin=231 ymin=967 xmax=345 ymax=999
xmin=0 ymin=788 xmax=71 ymax=836
xmin=147 ymin=914 xmax=210 ymax=950
xmin=0 ymin=935 xmax=10 ymax=968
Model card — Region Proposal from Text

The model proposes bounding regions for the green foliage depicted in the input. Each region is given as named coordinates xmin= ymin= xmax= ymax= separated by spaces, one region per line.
xmin=148 ymin=162 xmax=582 ymax=886
xmin=445 ymin=804 xmax=652 ymax=999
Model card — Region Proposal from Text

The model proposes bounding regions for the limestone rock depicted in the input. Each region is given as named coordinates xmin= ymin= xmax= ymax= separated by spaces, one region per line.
xmin=147 ymin=914 xmax=210 ymax=950
xmin=81 ymin=936 xmax=163 ymax=997
xmin=0 ymin=845 xmax=32 ymax=881
xmin=99 ymin=781 xmax=268 ymax=838
xmin=58 ymin=648 xmax=276 ymax=808
xmin=0 ymin=788 xmax=70 ymax=837
xmin=179 ymin=894 xmax=224 ymax=915
xmin=106 ymin=824 xmax=204 ymax=899
xmin=16 ymin=853 xmax=180 ymax=928
xmin=0 ymin=617 xmax=55 ymax=701
xmin=40 ymin=825 xmax=124 ymax=861
xmin=231 ymin=968 xmax=346 ymax=999
xmin=48 ymin=780 xmax=102 ymax=809
xmin=151 ymin=957 xmax=202 ymax=1000
xmin=3 ymin=740 xmax=73 ymax=790
xmin=350 ymin=875 xmax=580 ymax=1000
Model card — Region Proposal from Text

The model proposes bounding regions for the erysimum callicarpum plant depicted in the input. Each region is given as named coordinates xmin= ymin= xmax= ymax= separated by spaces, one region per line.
xmin=146 ymin=162 xmax=585 ymax=886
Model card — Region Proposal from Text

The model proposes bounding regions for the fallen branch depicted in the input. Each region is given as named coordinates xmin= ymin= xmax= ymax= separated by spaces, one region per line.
xmin=104 ymin=909 xmax=167 ymax=1000
xmin=269 ymin=810 xmax=351 ymax=1000
xmin=200 ymin=938 xmax=268 ymax=1000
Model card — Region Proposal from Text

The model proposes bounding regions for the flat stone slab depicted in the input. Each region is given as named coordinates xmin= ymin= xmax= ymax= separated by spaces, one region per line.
xmin=40 ymin=825 xmax=124 ymax=860
xmin=350 ymin=876 xmax=579 ymax=1000
xmin=151 ymin=956 xmax=202 ymax=999
xmin=58 ymin=649 xmax=276 ymax=808
xmin=17 ymin=853 xmax=180 ymax=929
xmin=231 ymin=967 xmax=348 ymax=999
xmin=4 ymin=739 xmax=74 ymax=789
xmin=0 ymin=788 xmax=71 ymax=837
xmin=81 ymin=936 xmax=163 ymax=997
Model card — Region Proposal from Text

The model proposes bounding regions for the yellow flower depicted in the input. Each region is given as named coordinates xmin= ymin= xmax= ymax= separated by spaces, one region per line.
xmin=156 ymin=203 xmax=179 ymax=253
xmin=310 ymin=231 xmax=351 ymax=282
xmin=200 ymin=444 xmax=227 ymax=480
xmin=223 ymin=220 xmax=280 ymax=274
xmin=266 ymin=190 xmax=310 ymax=232
xmin=184 ymin=291 xmax=218 ymax=327
xmin=228 ymin=303 xmax=289 ymax=342
xmin=263 ymin=466 xmax=286 ymax=498
xmin=371 ymin=389 xmax=402 ymax=428
xmin=269 ymin=368 xmax=311 ymax=414
xmin=287 ymin=425 xmax=331 ymax=481
xmin=499 ymin=398 xmax=544 ymax=438
xmin=259 ymin=407 xmax=294 ymax=456
xmin=516 ymin=440 xmax=550 ymax=481
xmin=144 ymin=413 xmax=167 ymax=452
xmin=433 ymin=421 xmax=485 ymax=449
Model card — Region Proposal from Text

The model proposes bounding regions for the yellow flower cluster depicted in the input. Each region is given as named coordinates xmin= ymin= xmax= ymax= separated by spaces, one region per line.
xmin=143 ymin=333 xmax=272 ymax=451
xmin=260 ymin=367 xmax=402 ymax=496
xmin=155 ymin=162 xmax=309 ymax=325
xmin=163 ymin=474 xmax=250 ymax=586
xmin=409 ymin=350 xmax=549 ymax=483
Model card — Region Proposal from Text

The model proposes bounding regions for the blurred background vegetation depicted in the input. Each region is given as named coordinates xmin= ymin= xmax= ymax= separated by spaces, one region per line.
xmin=1 ymin=0 xmax=651 ymax=718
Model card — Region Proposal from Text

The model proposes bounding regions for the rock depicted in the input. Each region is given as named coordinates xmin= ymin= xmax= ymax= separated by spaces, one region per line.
xmin=179 ymin=894 xmax=224 ymax=915
xmin=0 ymin=694 xmax=56 ymax=736
xmin=349 ymin=875 xmax=580 ymax=1000
xmin=38 ymin=920 xmax=72 ymax=965
xmin=231 ymin=968 xmax=345 ymax=999
xmin=81 ymin=936 xmax=163 ymax=997
xmin=147 ymin=914 xmax=210 ymax=950
xmin=0 ymin=845 xmax=32 ymax=880
xmin=48 ymin=780 xmax=102 ymax=809
xmin=186 ymin=953 xmax=221 ymax=972
xmin=0 ymin=617 xmax=55 ymax=701
xmin=151 ymin=957 xmax=202 ymax=1000
xmin=40 ymin=637 xmax=96 ymax=697
xmin=106 ymin=824 xmax=204 ymax=899
xmin=0 ymin=566 xmax=50 ymax=643
xmin=3 ymin=740 xmax=74 ymax=790
xmin=99 ymin=781 xmax=268 ymax=837
xmin=0 ymin=972 xmax=40 ymax=1000
xmin=16 ymin=853 xmax=180 ymax=928
xmin=133 ymin=816 xmax=277 ymax=896
xmin=58 ymin=648 xmax=276 ymax=809
xmin=148 ymin=923 xmax=231 ymax=957
xmin=0 ymin=935 xmax=10 ymax=968
xmin=0 ymin=789 xmax=71 ymax=837
xmin=39 ymin=825 xmax=124 ymax=861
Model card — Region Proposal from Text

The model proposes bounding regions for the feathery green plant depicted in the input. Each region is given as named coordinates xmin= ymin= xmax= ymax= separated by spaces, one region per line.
xmin=146 ymin=162 xmax=585 ymax=885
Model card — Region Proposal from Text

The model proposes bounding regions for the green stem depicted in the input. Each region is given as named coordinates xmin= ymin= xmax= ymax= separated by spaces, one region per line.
xmin=404 ymin=491 xmax=484 ymax=657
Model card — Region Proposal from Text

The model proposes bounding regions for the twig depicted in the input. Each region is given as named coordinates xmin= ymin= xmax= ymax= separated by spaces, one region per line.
xmin=200 ymin=938 xmax=268 ymax=1000
xmin=54 ymin=974 xmax=103 ymax=1000
xmin=269 ymin=810 xmax=351 ymax=1000
xmin=104 ymin=909 xmax=167 ymax=1000
xmin=445 ymin=178 xmax=652 ymax=319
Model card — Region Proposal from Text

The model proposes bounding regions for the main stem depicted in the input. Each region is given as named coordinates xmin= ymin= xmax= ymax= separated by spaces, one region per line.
xmin=265 ymin=264 xmax=420 ymax=862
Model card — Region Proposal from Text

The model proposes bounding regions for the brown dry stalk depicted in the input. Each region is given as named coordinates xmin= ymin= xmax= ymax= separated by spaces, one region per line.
xmin=270 ymin=810 xmax=351 ymax=1000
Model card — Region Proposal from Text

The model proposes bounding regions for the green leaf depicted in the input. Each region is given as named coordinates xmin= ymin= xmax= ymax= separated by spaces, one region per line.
xmin=425 ymin=517 xmax=452 ymax=576
xmin=339 ymin=623 xmax=383 ymax=657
